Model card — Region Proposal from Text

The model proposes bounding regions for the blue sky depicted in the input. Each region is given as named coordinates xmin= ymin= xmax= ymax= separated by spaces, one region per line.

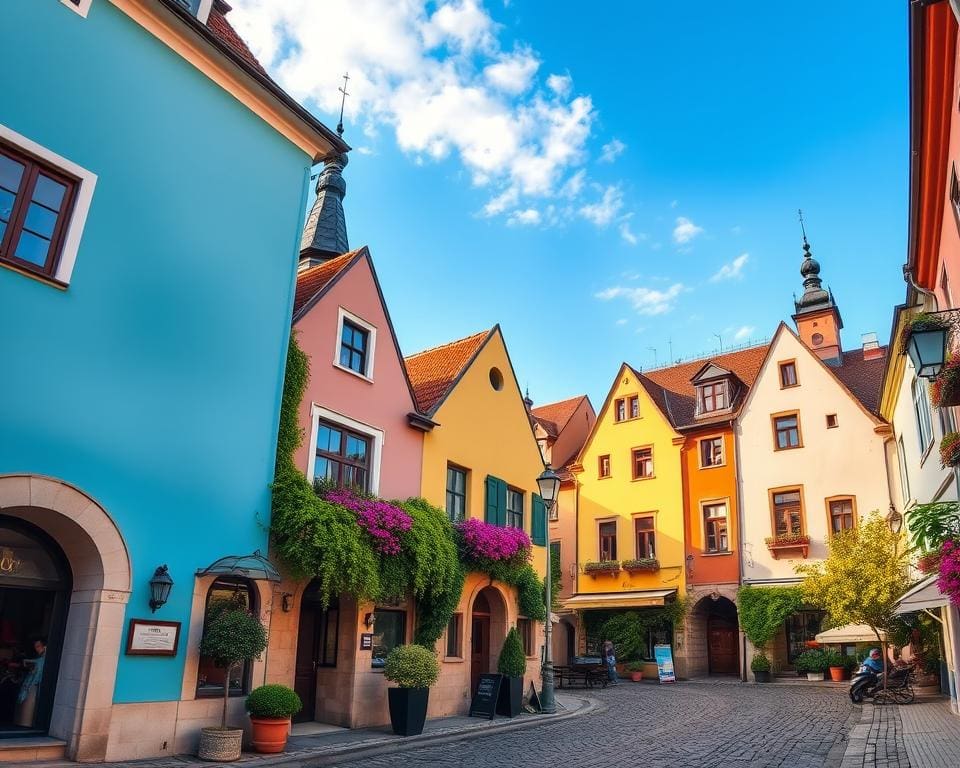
xmin=232 ymin=1 xmax=908 ymax=408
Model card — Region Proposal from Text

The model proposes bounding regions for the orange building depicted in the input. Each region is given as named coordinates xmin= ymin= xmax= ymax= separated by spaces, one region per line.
xmin=641 ymin=345 xmax=768 ymax=677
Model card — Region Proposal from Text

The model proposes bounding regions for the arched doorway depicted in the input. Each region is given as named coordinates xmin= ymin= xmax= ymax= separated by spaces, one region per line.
xmin=0 ymin=516 xmax=71 ymax=736
xmin=469 ymin=586 xmax=507 ymax=695
xmin=706 ymin=597 xmax=739 ymax=675
xmin=293 ymin=582 xmax=340 ymax=724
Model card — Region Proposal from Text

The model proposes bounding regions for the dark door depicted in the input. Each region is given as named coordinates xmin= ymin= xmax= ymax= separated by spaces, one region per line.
xmin=293 ymin=603 xmax=319 ymax=723
xmin=708 ymin=620 xmax=738 ymax=674
xmin=470 ymin=615 xmax=490 ymax=695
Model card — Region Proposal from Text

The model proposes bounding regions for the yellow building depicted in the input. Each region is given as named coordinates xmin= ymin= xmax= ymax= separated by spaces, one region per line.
xmin=405 ymin=325 xmax=547 ymax=714
xmin=565 ymin=363 xmax=687 ymax=675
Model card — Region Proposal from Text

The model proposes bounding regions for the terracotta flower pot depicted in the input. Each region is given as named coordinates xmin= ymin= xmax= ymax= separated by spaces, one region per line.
xmin=630 ymin=671 xmax=643 ymax=682
xmin=829 ymin=666 xmax=845 ymax=682
xmin=250 ymin=716 xmax=291 ymax=754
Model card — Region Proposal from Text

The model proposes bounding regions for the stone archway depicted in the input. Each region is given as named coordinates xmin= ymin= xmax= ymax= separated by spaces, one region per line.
xmin=0 ymin=475 xmax=131 ymax=761
xmin=687 ymin=593 xmax=740 ymax=678
xmin=467 ymin=584 xmax=509 ymax=695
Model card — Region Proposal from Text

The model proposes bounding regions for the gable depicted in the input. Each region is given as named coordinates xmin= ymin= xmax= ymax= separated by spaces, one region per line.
xmin=405 ymin=329 xmax=492 ymax=415
xmin=691 ymin=362 xmax=733 ymax=383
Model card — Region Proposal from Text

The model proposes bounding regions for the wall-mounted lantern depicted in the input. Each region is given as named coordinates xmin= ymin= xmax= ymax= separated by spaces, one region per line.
xmin=149 ymin=565 xmax=173 ymax=612
xmin=281 ymin=593 xmax=293 ymax=613
xmin=904 ymin=315 xmax=950 ymax=380
xmin=364 ymin=612 xmax=375 ymax=629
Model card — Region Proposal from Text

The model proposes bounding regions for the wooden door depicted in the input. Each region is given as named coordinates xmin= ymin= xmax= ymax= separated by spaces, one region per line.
xmin=293 ymin=604 xmax=320 ymax=723
xmin=470 ymin=615 xmax=490 ymax=695
xmin=708 ymin=620 xmax=738 ymax=674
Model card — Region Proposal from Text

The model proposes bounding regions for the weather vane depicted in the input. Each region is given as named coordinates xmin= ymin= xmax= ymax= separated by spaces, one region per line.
xmin=798 ymin=208 xmax=808 ymax=246
xmin=337 ymin=72 xmax=350 ymax=138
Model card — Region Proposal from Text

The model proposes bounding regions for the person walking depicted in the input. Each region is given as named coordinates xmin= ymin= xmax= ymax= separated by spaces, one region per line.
xmin=15 ymin=638 xmax=46 ymax=728
xmin=602 ymin=638 xmax=618 ymax=685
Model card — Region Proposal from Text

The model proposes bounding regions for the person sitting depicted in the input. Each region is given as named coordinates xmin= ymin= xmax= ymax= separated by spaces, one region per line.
xmin=862 ymin=648 xmax=884 ymax=675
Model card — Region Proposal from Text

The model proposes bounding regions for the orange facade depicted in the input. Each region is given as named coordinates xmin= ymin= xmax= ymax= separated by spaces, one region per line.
xmin=680 ymin=428 xmax=739 ymax=588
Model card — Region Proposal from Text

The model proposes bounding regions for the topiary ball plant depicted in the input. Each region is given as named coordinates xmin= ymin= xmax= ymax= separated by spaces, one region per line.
xmin=246 ymin=684 xmax=302 ymax=720
xmin=497 ymin=627 xmax=527 ymax=678
xmin=750 ymin=652 xmax=771 ymax=672
xmin=384 ymin=645 xmax=440 ymax=689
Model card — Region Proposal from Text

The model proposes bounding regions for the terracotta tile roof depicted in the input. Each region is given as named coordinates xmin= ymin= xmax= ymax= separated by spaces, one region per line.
xmin=292 ymin=248 xmax=365 ymax=318
xmin=638 ymin=344 xmax=771 ymax=430
xmin=531 ymin=395 xmax=588 ymax=439
xmin=206 ymin=2 xmax=269 ymax=77
xmin=832 ymin=348 xmax=888 ymax=415
xmin=404 ymin=330 xmax=492 ymax=415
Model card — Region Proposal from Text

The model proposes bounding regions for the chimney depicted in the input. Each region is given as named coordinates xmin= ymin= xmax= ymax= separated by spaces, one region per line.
xmin=861 ymin=332 xmax=884 ymax=361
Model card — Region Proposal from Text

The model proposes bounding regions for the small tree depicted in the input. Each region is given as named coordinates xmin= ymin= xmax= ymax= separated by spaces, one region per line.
xmin=796 ymin=511 xmax=910 ymax=686
xmin=199 ymin=607 xmax=269 ymax=729
xmin=498 ymin=627 xmax=527 ymax=678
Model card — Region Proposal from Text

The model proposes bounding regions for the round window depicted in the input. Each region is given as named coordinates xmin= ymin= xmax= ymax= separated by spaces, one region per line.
xmin=489 ymin=367 xmax=504 ymax=391
xmin=811 ymin=333 xmax=824 ymax=346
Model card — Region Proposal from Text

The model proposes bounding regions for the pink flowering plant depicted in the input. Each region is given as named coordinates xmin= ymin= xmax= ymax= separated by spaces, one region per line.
xmin=456 ymin=518 xmax=531 ymax=566
xmin=937 ymin=539 xmax=960 ymax=607
xmin=321 ymin=486 xmax=412 ymax=556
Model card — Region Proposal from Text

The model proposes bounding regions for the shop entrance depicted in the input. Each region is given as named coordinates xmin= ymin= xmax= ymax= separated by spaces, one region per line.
xmin=0 ymin=516 xmax=70 ymax=738
xmin=293 ymin=583 xmax=339 ymax=724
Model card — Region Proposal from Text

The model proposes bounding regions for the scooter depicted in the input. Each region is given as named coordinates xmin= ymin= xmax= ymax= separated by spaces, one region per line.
xmin=849 ymin=663 xmax=915 ymax=704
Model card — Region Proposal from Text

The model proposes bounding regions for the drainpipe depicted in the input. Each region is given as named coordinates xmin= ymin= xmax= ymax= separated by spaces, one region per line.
xmin=733 ymin=419 xmax=748 ymax=681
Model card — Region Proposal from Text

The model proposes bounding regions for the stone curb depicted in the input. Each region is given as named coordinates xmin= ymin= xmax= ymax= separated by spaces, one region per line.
xmin=246 ymin=696 xmax=605 ymax=768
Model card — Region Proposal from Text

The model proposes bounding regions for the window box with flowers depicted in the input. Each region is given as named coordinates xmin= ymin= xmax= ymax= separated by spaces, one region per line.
xmin=622 ymin=558 xmax=660 ymax=573
xmin=932 ymin=357 xmax=960 ymax=408
xmin=764 ymin=533 xmax=810 ymax=559
xmin=941 ymin=432 xmax=960 ymax=468
xmin=584 ymin=560 xmax=621 ymax=577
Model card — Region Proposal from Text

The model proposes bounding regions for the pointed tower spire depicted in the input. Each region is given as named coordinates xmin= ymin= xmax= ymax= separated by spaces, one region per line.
xmin=793 ymin=211 xmax=832 ymax=315
xmin=790 ymin=210 xmax=844 ymax=364
xmin=299 ymin=153 xmax=349 ymax=268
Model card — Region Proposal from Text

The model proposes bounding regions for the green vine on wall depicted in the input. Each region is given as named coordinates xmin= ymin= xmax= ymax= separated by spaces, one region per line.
xmin=737 ymin=585 xmax=803 ymax=651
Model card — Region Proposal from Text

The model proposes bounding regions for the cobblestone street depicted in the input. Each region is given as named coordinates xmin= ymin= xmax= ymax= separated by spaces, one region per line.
xmin=343 ymin=682 xmax=858 ymax=768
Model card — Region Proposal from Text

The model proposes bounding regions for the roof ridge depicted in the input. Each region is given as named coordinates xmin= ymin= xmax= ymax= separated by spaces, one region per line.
xmin=405 ymin=328 xmax=492 ymax=360
xmin=530 ymin=393 xmax=586 ymax=414
xmin=637 ymin=340 xmax=771 ymax=375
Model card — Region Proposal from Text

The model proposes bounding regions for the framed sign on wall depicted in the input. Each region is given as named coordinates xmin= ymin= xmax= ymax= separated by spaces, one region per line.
xmin=126 ymin=619 xmax=181 ymax=657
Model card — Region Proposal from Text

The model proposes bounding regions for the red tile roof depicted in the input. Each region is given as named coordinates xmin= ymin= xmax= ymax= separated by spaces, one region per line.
xmin=831 ymin=348 xmax=888 ymax=416
xmin=292 ymin=249 xmax=365 ymax=318
xmin=531 ymin=395 xmax=588 ymax=439
xmin=206 ymin=2 xmax=269 ymax=77
xmin=638 ymin=344 xmax=771 ymax=430
xmin=405 ymin=330 xmax=493 ymax=414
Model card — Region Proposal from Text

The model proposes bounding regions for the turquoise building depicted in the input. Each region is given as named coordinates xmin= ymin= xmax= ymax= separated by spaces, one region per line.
xmin=0 ymin=0 xmax=345 ymax=760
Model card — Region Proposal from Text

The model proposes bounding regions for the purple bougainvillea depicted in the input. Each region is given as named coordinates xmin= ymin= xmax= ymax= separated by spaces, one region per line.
xmin=457 ymin=518 xmax=531 ymax=563
xmin=324 ymin=488 xmax=412 ymax=556
xmin=939 ymin=539 xmax=960 ymax=607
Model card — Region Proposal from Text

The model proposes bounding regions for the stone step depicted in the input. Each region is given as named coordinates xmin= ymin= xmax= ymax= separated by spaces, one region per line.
xmin=0 ymin=736 xmax=67 ymax=763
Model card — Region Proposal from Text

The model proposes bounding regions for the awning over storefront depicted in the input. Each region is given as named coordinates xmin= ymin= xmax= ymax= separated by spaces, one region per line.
xmin=815 ymin=624 xmax=886 ymax=644
xmin=893 ymin=574 xmax=949 ymax=614
xmin=562 ymin=589 xmax=677 ymax=611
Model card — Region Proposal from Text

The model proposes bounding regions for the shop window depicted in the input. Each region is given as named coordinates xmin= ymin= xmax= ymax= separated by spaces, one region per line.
xmin=517 ymin=618 xmax=533 ymax=656
xmin=197 ymin=578 xmax=256 ymax=697
xmin=371 ymin=609 xmax=406 ymax=668
xmin=445 ymin=614 xmax=462 ymax=658
xmin=785 ymin=611 xmax=825 ymax=664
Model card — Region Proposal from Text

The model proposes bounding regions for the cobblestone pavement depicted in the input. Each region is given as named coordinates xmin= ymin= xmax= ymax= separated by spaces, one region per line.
xmin=341 ymin=681 xmax=858 ymax=768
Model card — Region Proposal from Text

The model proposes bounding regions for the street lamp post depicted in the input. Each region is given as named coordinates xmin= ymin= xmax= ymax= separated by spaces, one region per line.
xmin=536 ymin=466 xmax=561 ymax=715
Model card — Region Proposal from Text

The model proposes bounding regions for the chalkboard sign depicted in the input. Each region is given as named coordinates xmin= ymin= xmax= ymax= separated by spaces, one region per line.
xmin=469 ymin=674 xmax=503 ymax=720
xmin=526 ymin=681 xmax=541 ymax=713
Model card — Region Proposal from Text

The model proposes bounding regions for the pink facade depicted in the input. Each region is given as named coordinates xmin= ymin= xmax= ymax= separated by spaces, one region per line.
xmin=293 ymin=254 xmax=423 ymax=499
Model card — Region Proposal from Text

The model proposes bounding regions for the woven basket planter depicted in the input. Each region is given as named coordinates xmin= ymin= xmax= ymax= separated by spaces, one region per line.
xmin=198 ymin=727 xmax=243 ymax=762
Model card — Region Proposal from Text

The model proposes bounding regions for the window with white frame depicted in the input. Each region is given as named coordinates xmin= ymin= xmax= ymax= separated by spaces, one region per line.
xmin=913 ymin=379 xmax=934 ymax=455
xmin=307 ymin=406 xmax=383 ymax=495
xmin=334 ymin=308 xmax=377 ymax=380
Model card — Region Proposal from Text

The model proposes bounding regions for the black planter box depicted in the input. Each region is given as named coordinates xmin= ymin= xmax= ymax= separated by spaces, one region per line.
xmin=388 ymin=687 xmax=430 ymax=736
xmin=496 ymin=676 xmax=523 ymax=717
xmin=753 ymin=670 xmax=771 ymax=683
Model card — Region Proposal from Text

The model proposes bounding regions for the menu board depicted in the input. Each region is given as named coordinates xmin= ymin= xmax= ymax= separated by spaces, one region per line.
xmin=126 ymin=619 xmax=181 ymax=657
xmin=469 ymin=674 xmax=503 ymax=720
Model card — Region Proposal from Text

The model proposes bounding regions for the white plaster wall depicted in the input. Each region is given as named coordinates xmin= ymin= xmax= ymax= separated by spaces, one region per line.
xmin=737 ymin=329 xmax=890 ymax=583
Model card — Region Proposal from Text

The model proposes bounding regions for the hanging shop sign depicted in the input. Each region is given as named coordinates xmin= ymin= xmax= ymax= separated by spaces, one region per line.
xmin=126 ymin=619 xmax=181 ymax=657
xmin=654 ymin=644 xmax=676 ymax=683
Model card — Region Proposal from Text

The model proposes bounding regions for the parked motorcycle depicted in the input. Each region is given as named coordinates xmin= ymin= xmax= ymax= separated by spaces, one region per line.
xmin=849 ymin=662 xmax=915 ymax=704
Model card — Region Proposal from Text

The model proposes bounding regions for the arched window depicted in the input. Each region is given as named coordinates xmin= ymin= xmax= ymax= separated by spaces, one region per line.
xmin=196 ymin=578 xmax=256 ymax=698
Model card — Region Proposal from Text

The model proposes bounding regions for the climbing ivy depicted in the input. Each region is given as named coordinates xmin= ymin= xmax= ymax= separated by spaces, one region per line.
xmin=737 ymin=585 xmax=803 ymax=651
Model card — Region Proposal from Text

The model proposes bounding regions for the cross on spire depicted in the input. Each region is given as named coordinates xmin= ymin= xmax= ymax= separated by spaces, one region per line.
xmin=337 ymin=72 xmax=350 ymax=137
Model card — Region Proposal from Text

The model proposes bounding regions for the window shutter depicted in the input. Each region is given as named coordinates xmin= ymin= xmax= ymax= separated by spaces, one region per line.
xmin=496 ymin=478 xmax=507 ymax=527
xmin=485 ymin=476 xmax=499 ymax=524
xmin=532 ymin=494 xmax=546 ymax=546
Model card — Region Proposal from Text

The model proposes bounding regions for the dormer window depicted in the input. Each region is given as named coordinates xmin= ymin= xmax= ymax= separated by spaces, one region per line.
xmin=697 ymin=381 xmax=729 ymax=414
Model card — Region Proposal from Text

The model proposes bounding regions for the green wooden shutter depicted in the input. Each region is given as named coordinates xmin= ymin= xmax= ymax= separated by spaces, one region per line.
xmin=496 ymin=478 xmax=507 ymax=527
xmin=532 ymin=493 xmax=546 ymax=546
xmin=485 ymin=476 xmax=499 ymax=524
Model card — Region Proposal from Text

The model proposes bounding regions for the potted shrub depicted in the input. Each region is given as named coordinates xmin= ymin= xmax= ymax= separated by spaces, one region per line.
xmin=932 ymin=357 xmax=960 ymax=407
xmin=942 ymin=432 xmax=960 ymax=468
xmin=824 ymin=650 xmax=846 ymax=682
xmin=246 ymin=684 xmax=301 ymax=754
xmin=796 ymin=649 xmax=827 ymax=681
xmin=750 ymin=652 xmax=771 ymax=683
xmin=625 ymin=661 xmax=645 ymax=682
xmin=496 ymin=627 xmax=526 ymax=717
xmin=383 ymin=644 xmax=439 ymax=737
xmin=197 ymin=607 xmax=269 ymax=762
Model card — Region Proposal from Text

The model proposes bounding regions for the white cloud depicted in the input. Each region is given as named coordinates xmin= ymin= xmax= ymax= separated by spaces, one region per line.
xmin=599 ymin=138 xmax=626 ymax=163
xmin=546 ymin=73 xmax=572 ymax=97
xmin=619 ymin=221 xmax=640 ymax=245
xmin=507 ymin=208 xmax=541 ymax=226
xmin=230 ymin=0 xmax=599 ymax=223
xmin=579 ymin=185 xmax=623 ymax=227
xmin=672 ymin=216 xmax=703 ymax=244
xmin=594 ymin=283 xmax=684 ymax=316
xmin=710 ymin=252 xmax=749 ymax=282
xmin=484 ymin=48 xmax=539 ymax=94
xmin=616 ymin=318 xmax=628 ymax=326
xmin=670 ymin=199 xmax=678 ymax=209
xmin=559 ymin=169 xmax=586 ymax=198
xmin=734 ymin=325 xmax=755 ymax=341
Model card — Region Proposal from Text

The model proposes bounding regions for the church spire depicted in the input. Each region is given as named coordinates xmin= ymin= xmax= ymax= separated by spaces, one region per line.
xmin=299 ymin=153 xmax=349 ymax=267
xmin=790 ymin=211 xmax=844 ymax=364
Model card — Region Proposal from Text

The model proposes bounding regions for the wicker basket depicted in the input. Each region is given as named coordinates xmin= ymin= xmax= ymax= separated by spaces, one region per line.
xmin=198 ymin=727 xmax=243 ymax=762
